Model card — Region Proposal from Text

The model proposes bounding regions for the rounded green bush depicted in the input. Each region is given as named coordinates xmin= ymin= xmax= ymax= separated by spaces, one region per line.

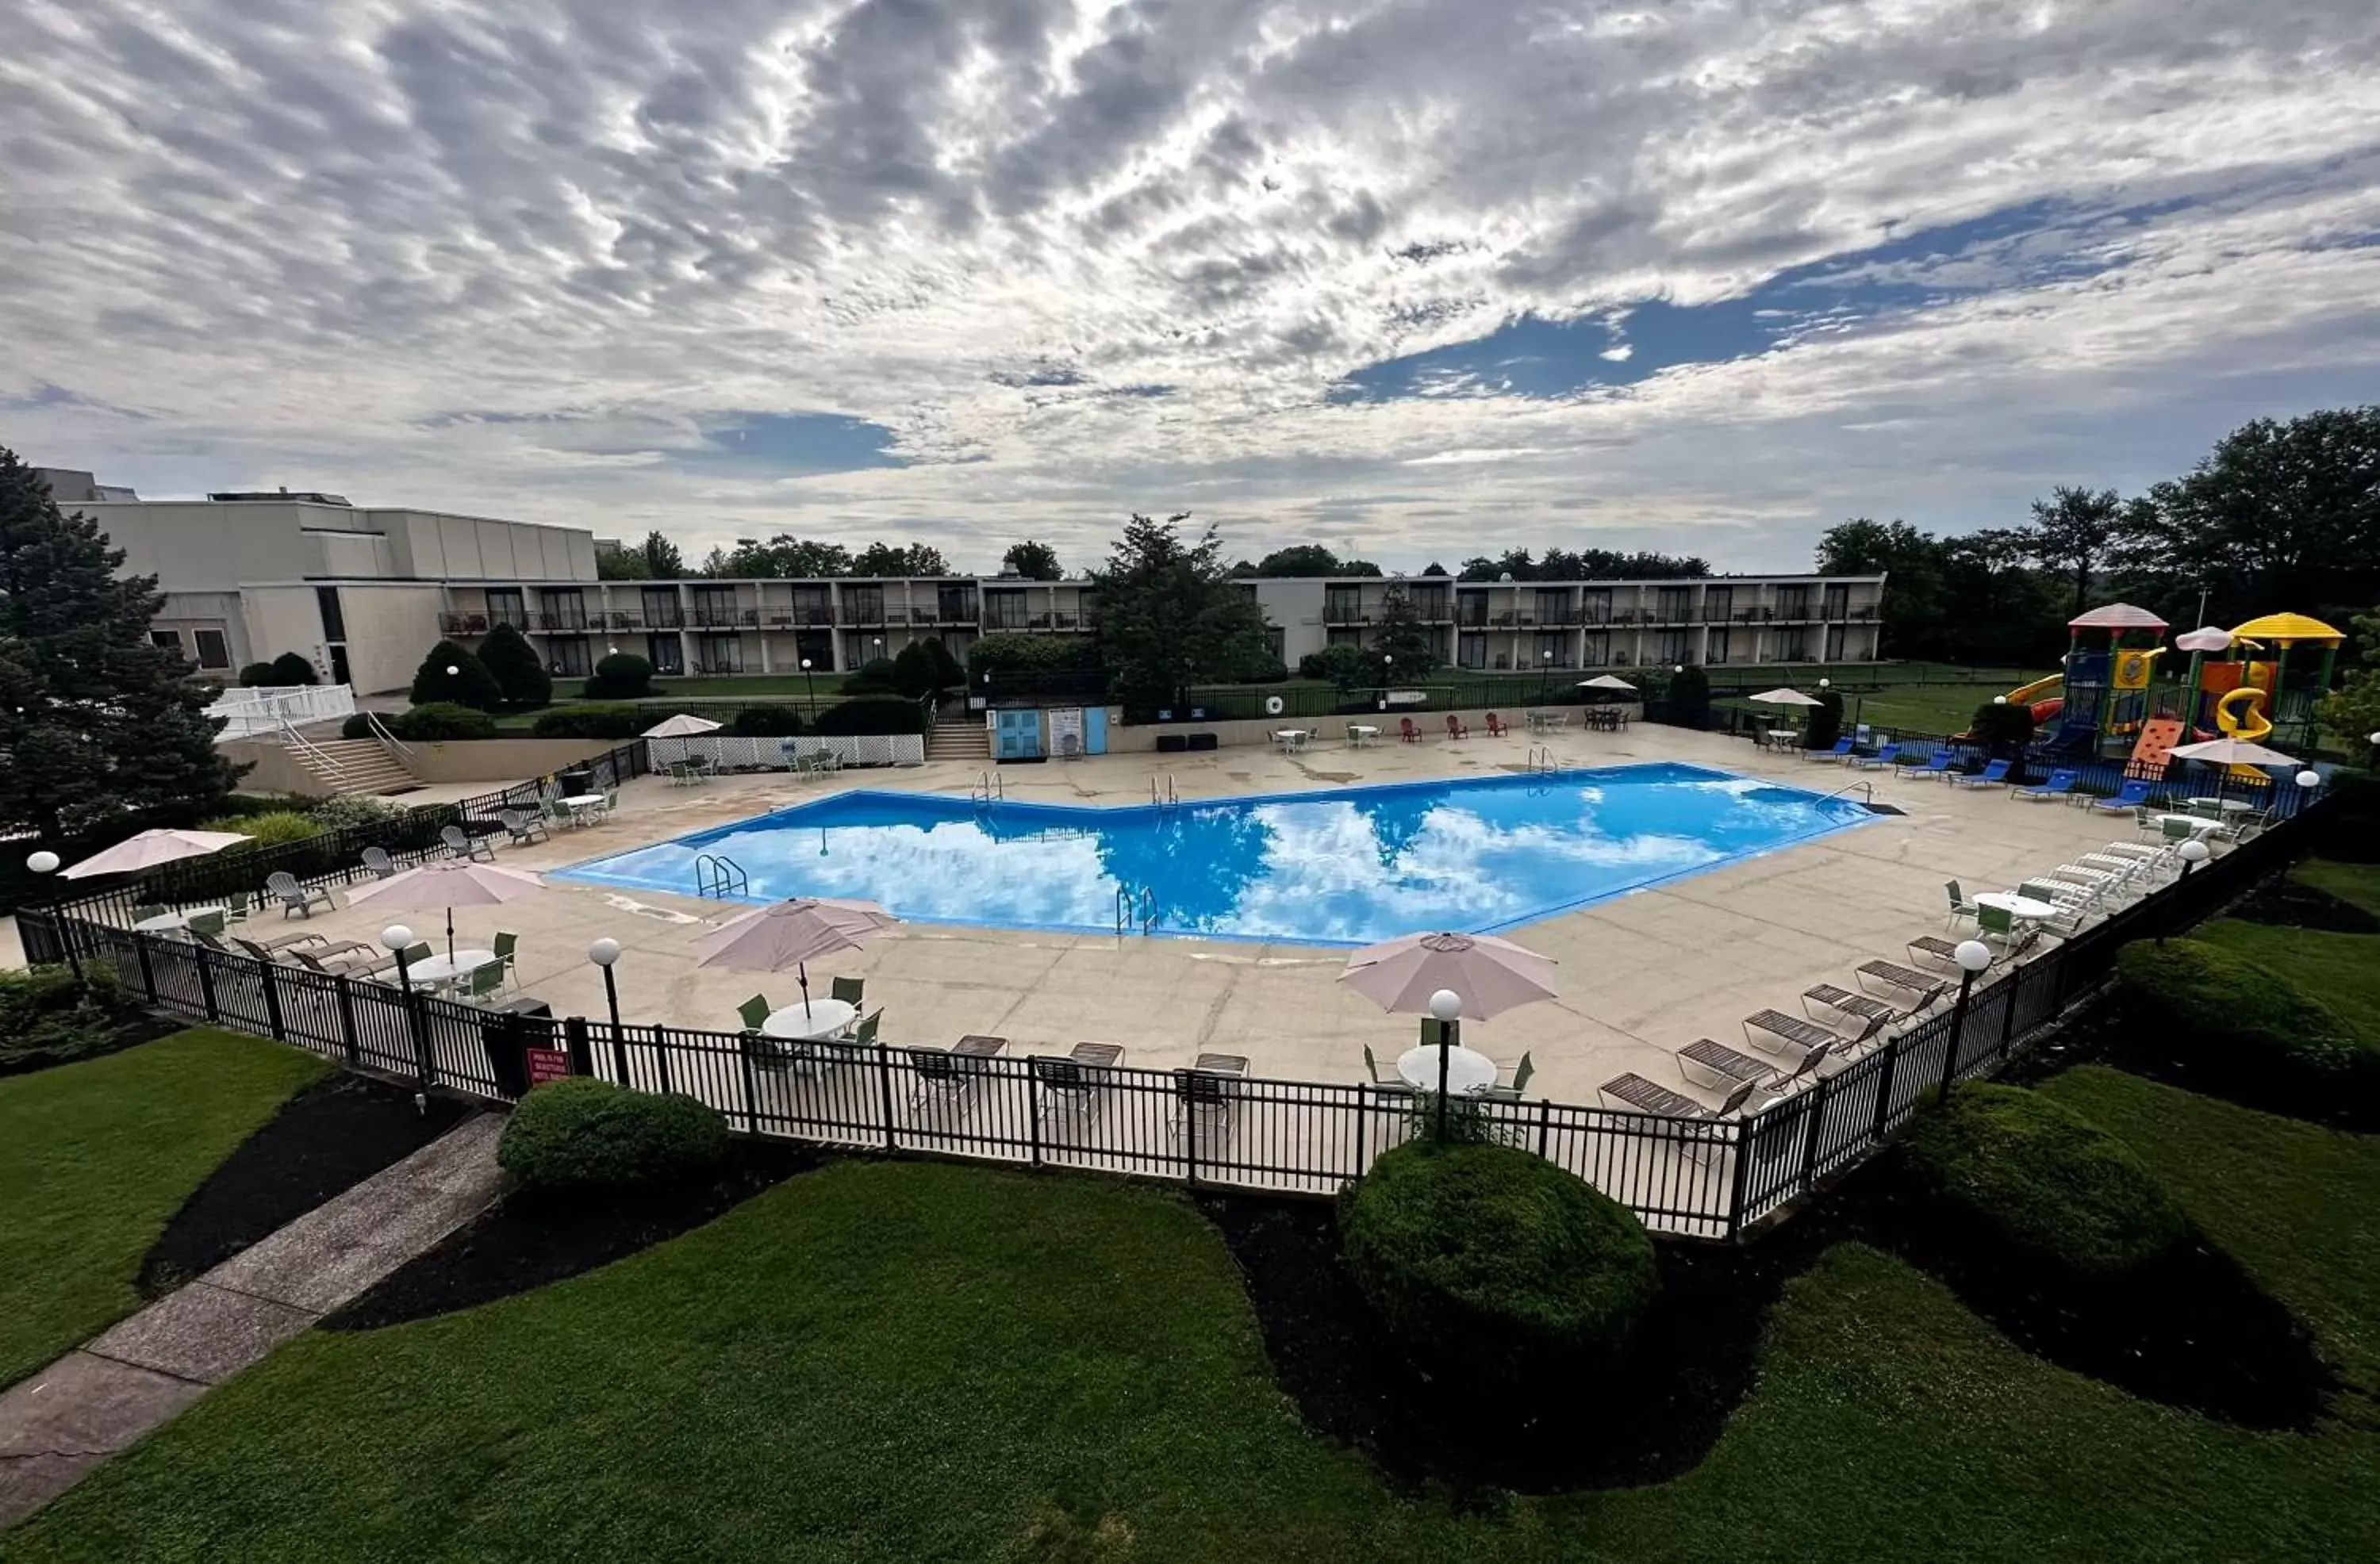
xmin=1338 ymin=1140 xmax=1659 ymax=1384
xmin=2116 ymin=938 xmax=2377 ymax=1112
xmin=584 ymin=652 xmax=654 ymax=700
xmin=1906 ymin=1083 xmax=2186 ymax=1278
xmin=729 ymin=703 xmax=804 ymax=737
xmin=498 ymin=1077 xmax=730 ymax=1191
xmin=340 ymin=712 xmax=374 ymax=740
xmin=387 ymin=703 xmax=498 ymax=742
xmin=202 ymin=810 xmax=324 ymax=847
xmin=531 ymin=703 xmax=643 ymax=739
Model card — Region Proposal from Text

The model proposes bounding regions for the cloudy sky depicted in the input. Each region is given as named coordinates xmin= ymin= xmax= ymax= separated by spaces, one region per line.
xmin=5 ymin=0 xmax=2377 ymax=573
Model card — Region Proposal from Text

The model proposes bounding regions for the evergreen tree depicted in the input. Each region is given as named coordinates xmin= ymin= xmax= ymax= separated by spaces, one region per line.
xmin=1366 ymin=584 xmax=1441 ymax=680
xmin=0 ymin=447 xmax=238 ymax=842
xmin=476 ymin=621 xmax=552 ymax=708
xmin=1090 ymin=512 xmax=1270 ymax=716
xmin=409 ymin=638 xmax=505 ymax=710
xmin=267 ymin=650 xmax=317 ymax=685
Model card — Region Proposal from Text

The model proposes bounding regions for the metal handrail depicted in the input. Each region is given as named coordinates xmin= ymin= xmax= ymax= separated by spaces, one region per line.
xmin=277 ymin=715 xmax=350 ymax=785
xmin=363 ymin=708 xmax=419 ymax=766
xmin=1815 ymin=779 xmax=1875 ymax=806
xmin=693 ymin=853 xmax=750 ymax=899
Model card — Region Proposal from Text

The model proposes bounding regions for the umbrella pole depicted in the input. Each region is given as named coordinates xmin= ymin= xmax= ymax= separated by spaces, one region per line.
xmin=446 ymin=907 xmax=455 ymax=964
xmin=799 ymin=962 xmax=812 ymax=1018
xmin=1437 ymin=1029 xmax=1451 ymax=1142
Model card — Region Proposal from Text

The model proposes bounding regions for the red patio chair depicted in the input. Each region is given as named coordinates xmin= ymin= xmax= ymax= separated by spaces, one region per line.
xmin=1398 ymin=717 xmax=1421 ymax=743
xmin=1484 ymin=712 xmax=1507 ymax=737
xmin=1445 ymin=713 xmax=1469 ymax=740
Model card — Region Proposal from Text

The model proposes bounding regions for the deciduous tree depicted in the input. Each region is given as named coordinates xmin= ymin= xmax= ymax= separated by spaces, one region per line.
xmin=1091 ymin=512 xmax=1270 ymax=715
xmin=1000 ymin=540 xmax=1062 ymax=580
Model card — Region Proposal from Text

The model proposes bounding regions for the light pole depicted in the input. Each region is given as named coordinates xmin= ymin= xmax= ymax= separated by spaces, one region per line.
xmin=1379 ymin=652 xmax=1392 ymax=712
xmin=1539 ymin=647 xmax=1553 ymax=704
xmin=800 ymin=657 xmax=816 ymax=715
xmin=2294 ymin=768 xmax=2323 ymax=815
xmin=1940 ymin=939 xmax=1992 ymax=1093
xmin=25 ymin=850 xmax=82 ymax=985
xmin=1427 ymin=987 xmax=1463 ymax=1141
xmin=2164 ymin=838 xmax=2210 ymax=942
xmin=382 ymin=922 xmax=430 ymax=1087
xmin=589 ymin=937 xmax=623 ymax=1032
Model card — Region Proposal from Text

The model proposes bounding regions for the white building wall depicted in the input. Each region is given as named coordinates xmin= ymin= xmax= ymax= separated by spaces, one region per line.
xmin=335 ymin=583 xmax=448 ymax=694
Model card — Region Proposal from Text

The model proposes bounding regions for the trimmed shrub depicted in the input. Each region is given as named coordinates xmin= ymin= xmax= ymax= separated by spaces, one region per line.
xmin=2115 ymin=938 xmax=2378 ymax=1114
xmin=0 ymin=965 xmax=157 ymax=1075
xmin=890 ymin=641 xmax=940 ymax=699
xmin=812 ymin=696 xmax=927 ymax=736
xmin=237 ymin=661 xmax=278 ymax=688
xmin=340 ymin=712 xmax=374 ymax=739
xmin=1338 ymin=1140 xmax=1660 ymax=1387
xmin=268 ymin=650 xmax=317 ymax=686
xmin=842 ymin=657 xmax=902 ymax=696
xmin=409 ymin=639 xmax=505 ymax=711
xmin=532 ymin=703 xmax=643 ymax=740
xmin=306 ymin=793 xmax=403 ymax=830
xmin=1665 ymin=664 xmax=1711 ymax=726
xmin=1232 ymin=655 xmax=1291 ymax=684
xmin=1906 ymin=1083 xmax=2187 ymax=1278
xmin=922 ymin=635 xmax=964 ymax=692
xmin=1802 ymin=688 xmax=1844 ymax=750
xmin=478 ymin=621 xmax=552 ymax=709
xmin=584 ymin=651 xmax=654 ymax=700
xmin=387 ymin=703 xmax=498 ymax=742
xmin=966 ymin=631 xmax=1099 ymax=674
xmin=1299 ymin=642 xmax=1372 ymax=692
xmin=1969 ymin=698 xmax=2037 ymax=757
xmin=202 ymin=810 xmax=324 ymax=846
xmin=498 ymin=1077 xmax=730 ymax=1190
xmin=730 ymin=704 xmax=804 ymax=737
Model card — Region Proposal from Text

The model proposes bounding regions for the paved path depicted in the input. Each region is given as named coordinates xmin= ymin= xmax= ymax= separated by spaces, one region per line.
xmin=0 ymin=1111 xmax=505 ymax=1528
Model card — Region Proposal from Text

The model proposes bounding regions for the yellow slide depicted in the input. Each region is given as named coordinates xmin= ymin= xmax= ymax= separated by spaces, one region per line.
xmin=2005 ymin=673 xmax=2063 ymax=706
xmin=2214 ymin=686 xmax=2274 ymax=785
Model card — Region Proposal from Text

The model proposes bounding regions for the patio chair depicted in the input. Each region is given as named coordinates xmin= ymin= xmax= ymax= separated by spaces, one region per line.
xmin=1896 ymin=749 xmax=1955 ymax=779
xmin=1173 ymin=1053 xmax=1247 ymax=1143
xmin=1361 ymin=1044 xmax=1399 ymax=1085
xmin=830 ymin=976 xmax=865 ymax=1006
xmin=543 ymin=798 xmax=575 ymax=828
xmin=1803 ymin=737 xmax=1855 ymax=762
xmin=1745 ymin=1008 xmax=1881 ymax=1055
xmin=132 ymin=903 xmax=168 ymax=922
xmin=2159 ymin=815 xmax=2204 ymax=846
xmin=1802 ymin=983 xmax=1910 ymax=1029
xmin=1849 ymin=742 xmax=1900 ymax=772
xmin=1034 ymin=1042 xmax=1123 ymax=1131
xmin=1445 ymin=714 xmax=1468 ymax=740
xmin=1398 ymin=718 xmax=1421 ymax=743
xmin=185 ymin=909 xmax=228 ymax=939
xmin=265 ymin=871 xmax=335 ymax=919
xmin=288 ymin=945 xmax=385 ymax=979
xmin=906 ymin=1047 xmax=973 ymax=1114
xmin=1948 ymin=758 xmax=2012 ymax=789
xmin=490 ymin=930 xmax=518 ymax=989
xmin=1856 ymin=960 xmax=1953 ymax=1003
xmin=852 ymin=1009 xmax=882 ymax=1047
xmin=1944 ymin=880 xmax=1979 ymax=930
xmin=1484 ymin=713 xmax=1508 ymax=738
xmin=442 ymin=823 xmax=495 ymax=862
xmin=1598 ymin=1074 xmax=1756 ymax=1126
xmin=2091 ymin=779 xmax=2157 ymax=815
xmin=456 ymin=960 xmax=506 ymax=1005
xmin=221 ymin=891 xmax=253 ymax=924
xmin=736 ymin=994 xmax=774 ymax=1033
xmin=1975 ymin=902 xmax=2023 ymax=951
xmin=1481 ymin=1051 xmax=1535 ymax=1102
xmin=2014 ymin=769 xmax=2078 ymax=802
xmin=500 ymin=810 xmax=550 ymax=847
xmin=362 ymin=845 xmax=398 ymax=879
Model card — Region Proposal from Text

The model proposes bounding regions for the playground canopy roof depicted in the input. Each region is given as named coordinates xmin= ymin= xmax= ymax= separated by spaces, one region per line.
xmin=2227 ymin=611 xmax=2344 ymax=645
xmin=2067 ymin=603 xmax=2168 ymax=631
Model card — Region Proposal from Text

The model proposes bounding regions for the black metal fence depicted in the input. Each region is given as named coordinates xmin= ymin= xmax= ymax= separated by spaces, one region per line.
xmin=16 ymin=797 xmax=2317 ymax=1240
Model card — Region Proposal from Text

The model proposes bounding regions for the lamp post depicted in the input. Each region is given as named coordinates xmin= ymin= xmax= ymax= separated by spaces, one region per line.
xmin=800 ymin=657 xmax=816 ymax=715
xmin=589 ymin=937 xmax=623 ymax=1031
xmin=1539 ymin=647 xmax=1553 ymax=704
xmin=382 ymin=922 xmax=431 ymax=1086
xmin=2164 ymin=838 xmax=2210 ymax=941
xmin=25 ymin=850 xmax=83 ymax=985
xmin=2294 ymin=769 xmax=2322 ymax=812
xmin=1427 ymin=987 xmax=1463 ymax=1141
xmin=1940 ymin=939 xmax=1992 ymax=1093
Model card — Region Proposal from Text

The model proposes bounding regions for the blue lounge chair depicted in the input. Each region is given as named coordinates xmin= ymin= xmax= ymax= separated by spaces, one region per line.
xmin=1803 ymin=738 xmax=1854 ymax=762
xmin=1897 ymin=749 xmax=1956 ymax=780
xmin=1948 ymin=758 xmax=2012 ymax=789
xmin=2014 ymin=769 xmax=2078 ymax=802
xmin=2090 ymin=778 xmax=2157 ymax=815
xmin=1849 ymin=742 xmax=1900 ymax=771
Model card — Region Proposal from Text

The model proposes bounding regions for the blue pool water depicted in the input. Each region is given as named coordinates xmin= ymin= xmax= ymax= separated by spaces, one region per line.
xmin=561 ymin=763 xmax=1868 ymax=947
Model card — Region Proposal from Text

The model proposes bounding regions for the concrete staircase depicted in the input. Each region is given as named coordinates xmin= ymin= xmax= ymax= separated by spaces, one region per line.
xmin=291 ymin=737 xmax=422 ymax=797
xmin=926 ymin=720 xmax=991 ymax=764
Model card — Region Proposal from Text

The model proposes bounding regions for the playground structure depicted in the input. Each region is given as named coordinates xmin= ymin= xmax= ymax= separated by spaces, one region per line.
xmin=1984 ymin=604 xmax=2345 ymax=784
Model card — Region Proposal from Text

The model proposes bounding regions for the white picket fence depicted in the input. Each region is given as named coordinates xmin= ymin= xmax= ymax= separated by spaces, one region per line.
xmin=204 ymin=683 xmax=357 ymax=738
xmin=646 ymin=733 xmax=926 ymax=772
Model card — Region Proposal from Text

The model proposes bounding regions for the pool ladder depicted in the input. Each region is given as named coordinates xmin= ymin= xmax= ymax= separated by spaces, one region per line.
xmin=693 ymin=853 xmax=750 ymax=899
xmin=1113 ymin=884 xmax=1157 ymax=937
xmin=1525 ymin=746 xmax=1558 ymax=775
xmin=1151 ymin=774 xmax=1179 ymax=812
xmin=1816 ymin=779 xmax=1876 ymax=807
xmin=971 ymin=770 xmax=1004 ymax=806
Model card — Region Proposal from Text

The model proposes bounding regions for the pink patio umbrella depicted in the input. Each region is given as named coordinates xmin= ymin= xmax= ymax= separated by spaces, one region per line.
xmin=692 ymin=897 xmax=900 ymax=1018
xmin=342 ymin=861 xmax=545 ymax=961
xmin=1338 ymin=930 xmax=1559 ymax=1021
xmin=58 ymin=829 xmax=252 ymax=880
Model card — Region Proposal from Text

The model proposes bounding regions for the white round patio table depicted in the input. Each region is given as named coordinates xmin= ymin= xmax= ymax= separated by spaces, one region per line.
xmin=762 ymin=999 xmax=859 ymax=1041
xmin=401 ymin=949 xmax=497 ymax=990
xmin=561 ymin=792 xmax=608 ymax=822
xmin=2152 ymin=813 xmax=2222 ymax=835
xmin=2186 ymin=797 xmax=2255 ymax=815
xmin=132 ymin=907 xmax=224 ymax=934
xmin=1397 ymin=1043 xmax=1499 ymax=1096
xmin=1974 ymin=892 xmax=2060 ymax=920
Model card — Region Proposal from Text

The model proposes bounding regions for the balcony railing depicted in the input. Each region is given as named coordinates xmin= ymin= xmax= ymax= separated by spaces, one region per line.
xmin=438 ymin=612 xmax=489 ymax=635
xmin=692 ymin=607 xmax=759 ymax=628
xmin=535 ymin=611 xmax=591 ymax=632
xmin=836 ymin=604 xmax=890 ymax=626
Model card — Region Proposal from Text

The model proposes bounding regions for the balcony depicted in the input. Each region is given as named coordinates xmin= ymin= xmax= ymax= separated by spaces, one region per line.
xmin=692 ymin=606 xmax=759 ymax=629
xmin=835 ymin=603 xmax=890 ymax=627
xmin=535 ymin=611 xmax=591 ymax=633
xmin=438 ymin=611 xmax=489 ymax=635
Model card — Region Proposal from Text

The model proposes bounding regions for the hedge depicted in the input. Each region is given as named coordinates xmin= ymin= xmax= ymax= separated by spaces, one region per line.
xmin=730 ymin=704 xmax=804 ymax=737
xmin=584 ymin=651 xmax=654 ymax=700
xmin=2115 ymin=938 xmax=2378 ymax=1114
xmin=497 ymin=1078 xmax=729 ymax=1190
xmin=812 ymin=696 xmax=926 ymax=736
xmin=386 ymin=703 xmax=497 ymax=742
xmin=966 ymin=631 xmax=1100 ymax=674
xmin=1338 ymin=1140 xmax=1659 ymax=1387
xmin=201 ymin=810 xmax=324 ymax=847
xmin=1905 ymin=1083 xmax=2187 ymax=1278
xmin=0 ymin=966 xmax=159 ymax=1075
xmin=532 ymin=703 xmax=644 ymax=740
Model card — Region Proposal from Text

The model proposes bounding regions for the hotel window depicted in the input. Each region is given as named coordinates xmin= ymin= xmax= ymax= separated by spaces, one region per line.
xmin=842 ymin=585 xmax=886 ymax=623
xmin=1706 ymin=627 xmax=1732 ymax=665
xmin=1411 ymin=585 xmax=1450 ymax=621
xmin=543 ymin=586 xmax=588 ymax=630
xmin=1825 ymin=623 xmax=1847 ymax=661
xmin=1822 ymin=583 xmax=1848 ymax=619
xmin=695 ymin=632 xmax=744 ymax=674
xmin=487 ymin=588 xmax=527 ymax=629
xmin=793 ymin=585 xmax=833 ymax=625
xmin=983 ymin=589 xmax=1027 ymax=630
xmin=1655 ymin=629 xmax=1691 ymax=664
xmin=1458 ymin=632 xmax=1488 ymax=669
xmin=1534 ymin=631 xmax=1568 ymax=668
xmin=547 ymin=637 xmax=592 ymax=678
xmin=1703 ymin=585 xmax=1732 ymax=622
xmin=1326 ymin=627 xmax=1361 ymax=648
xmin=1581 ymin=630 xmax=1610 ymax=665
xmin=316 ymin=586 xmax=347 ymax=642
xmin=1580 ymin=588 xmax=1611 ymax=625
xmin=693 ymin=586 xmax=739 ymax=627
xmin=1325 ymin=585 xmax=1363 ymax=623
xmin=645 ymin=634 xmax=684 ymax=675
xmin=640 ymin=587 xmax=682 ymax=627
xmin=1776 ymin=627 xmax=1809 ymax=661
xmin=149 ymin=630 xmax=183 ymax=654
xmin=1657 ymin=586 xmax=1691 ymax=621
xmin=191 ymin=628 xmax=231 ymax=669
xmin=1775 ymin=585 xmax=1812 ymax=619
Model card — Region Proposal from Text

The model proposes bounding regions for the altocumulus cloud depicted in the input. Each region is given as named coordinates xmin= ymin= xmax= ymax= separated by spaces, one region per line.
xmin=2 ymin=0 xmax=2377 ymax=569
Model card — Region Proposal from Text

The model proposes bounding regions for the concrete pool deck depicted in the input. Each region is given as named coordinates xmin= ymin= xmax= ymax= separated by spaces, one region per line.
xmin=234 ymin=723 xmax=2148 ymax=1110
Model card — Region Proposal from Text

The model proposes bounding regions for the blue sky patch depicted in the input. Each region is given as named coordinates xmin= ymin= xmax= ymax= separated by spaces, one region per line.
xmin=682 ymin=411 xmax=909 ymax=474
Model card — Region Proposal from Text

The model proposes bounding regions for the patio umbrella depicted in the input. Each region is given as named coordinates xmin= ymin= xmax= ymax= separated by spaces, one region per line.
xmin=1746 ymin=688 xmax=1823 ymax=707
xmin=1338 ymin=930 xmax=1558 ymax=1022
xmin=1576 ymin=675 xmax=1637 ymax=692
xmin=2169 ymin=737 xmax=2297 ymax=768
xmin=642 ymin=713 xmax=723 ymax=738
xmin=2174 ymin=627 xmax=2233 ymax=653
xmin=58 ymin=829 xmax=252 ymax=880
xmin=342 ymin=861 xmax=545 ymax=962
xmin=692 ymin=896 xmax=900 ymax=1018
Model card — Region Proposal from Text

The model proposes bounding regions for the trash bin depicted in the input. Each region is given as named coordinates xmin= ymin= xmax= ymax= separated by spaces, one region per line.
xmin=479 ymin=996 xmax=555 ymax=1098
xmin=558 ymin=767 xmax=595 ymax=798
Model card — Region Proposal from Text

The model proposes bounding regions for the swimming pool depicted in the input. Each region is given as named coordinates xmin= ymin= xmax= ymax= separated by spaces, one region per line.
xmin=560 ymin=762 xmax=1870 ymax=947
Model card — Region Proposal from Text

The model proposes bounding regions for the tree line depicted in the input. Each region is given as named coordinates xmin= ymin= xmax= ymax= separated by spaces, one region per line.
xmin=1822 ymin=407 xmax=2380 ymax=665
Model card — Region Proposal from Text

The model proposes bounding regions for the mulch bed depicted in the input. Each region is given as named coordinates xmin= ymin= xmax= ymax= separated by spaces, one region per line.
xmin=2225 ymin=876 xmax=2380 ymax=934
xmin=1201 ymin=1117 xmax=2336 ymax=1497
xmin=324 ymin=1140 xmax=825 ymax=1331
xmin=138 ymin=1073 xmax=472 ymax=1296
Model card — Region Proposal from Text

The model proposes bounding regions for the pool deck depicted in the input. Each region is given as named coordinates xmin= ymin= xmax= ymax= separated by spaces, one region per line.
xmin=250 ymin=724 xmax=2145 ymax=1110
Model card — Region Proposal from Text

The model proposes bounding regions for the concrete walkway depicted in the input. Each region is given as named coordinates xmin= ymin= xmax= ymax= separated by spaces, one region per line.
xmin=0 ymin=1111 xmax=506 ymax=1528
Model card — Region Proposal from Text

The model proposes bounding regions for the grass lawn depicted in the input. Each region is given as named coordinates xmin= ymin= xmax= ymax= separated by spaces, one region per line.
xmin=0 ymin=1029 xmax=324 ymax=1387
xmin=1715 ymin=674 xmax=2048 ymax=737
xmin=2293 ymin=858 xmax=2380 ymax=919
xmin=12 ymin=1154 xmax=2377 ymax=1562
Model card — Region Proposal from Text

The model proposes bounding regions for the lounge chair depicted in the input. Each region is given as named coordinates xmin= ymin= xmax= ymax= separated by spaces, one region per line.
xmin=1856 ymin=960 xmax=1953 ymax=1002
xmin=1173 ymin=1054 xmax=1246 ymax=1142
xmin=1906 ymin=933 xmax=1962 ymax=967
xmin=1679 ymin=1038 xmax=1832 ymax=1095
xmin=1803 ymin=737 xmax=1854 ymax=762
xmin=2098 ymin=841 xmax=2161 ymax=861
xmin=265 ymin=871 xmax=335 ymax=918
xmin=1399 ymin=718 xmax=1421 ymax=743
xmin=1896 ymin=749 xmax=1956 ymax=779
xmin=1849 ymin=742 xmax=1900 ymax=771
xmin=1948 ymin=758 xmax=2012 ymax=789
xmin=1744 ymin=1008 xmax=1880 ymax=1055
xmin=288 ymin=945 xmax=385 ymax=978
xmin=1035 ymin=1042 xmax=1124 ymax=1129
xmin=1599 ymin=1074 xmax=1757 ymax=1124
xmin=2014 ymin=769 xmax=2079 ymax=802
xmin=359 ymin=845 xmax=396 ymax=880
xmin=442 ymin=824 xmax=494 ymax=862
xmin=2090 ymin=779 xmax=2157 ymax=815
xmin=132 ymin=903 xmax=169 ymax=923
xmin=1802 ymin=983 xmax=1908 ymax=1029
xmin=500 ymin=810 xmax=550 ymax=847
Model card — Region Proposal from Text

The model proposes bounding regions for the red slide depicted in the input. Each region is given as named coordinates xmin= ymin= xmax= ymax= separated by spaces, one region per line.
xmin=2030 ymin=697 xmax=2063 ymax=725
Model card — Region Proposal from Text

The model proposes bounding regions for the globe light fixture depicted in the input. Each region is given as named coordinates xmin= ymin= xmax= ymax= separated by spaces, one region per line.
xmin=444 ymin=664 xmax=459 ymax=677
xmin=1954 ymin=940 xmax=1992 ymax=973
xmin=588 ymin=937 xmax=621 ymax=967
xmin=1427 ymin=988 xmax=1464 ymax=1022
xmin=382 ymin=924 xmax=415 ymax=952
xmin=2177 ymin=838 xmax=2210 ymax=866
xmin=2295 ymin=769 xmax=2322 ymax=792
xmin=26 ymin=849 xmax=59 ymax=875
xmin=588 ymin=937 xmax=624 ymax=1030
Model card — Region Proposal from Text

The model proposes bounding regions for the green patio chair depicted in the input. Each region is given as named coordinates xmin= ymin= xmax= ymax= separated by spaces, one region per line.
xmin=831 ymin=976 xmax=865 ymax=1006
xmin=853 ymin=1009 xmax=882 ymax=1046
xmin=459 ymin=960 xmax=506 ymax=1004
xmin=737 ymin=994 xmax=774 ymax=1033
xmin=186 ymin=909 xmax=228 ymax=938
xmin=133 ymin=903 xmax=168 ymax=922
xmin=491 ymin=931 xmax=518 ymax=987
xmin=1976 ymin=902 xmax=2019 ymax=948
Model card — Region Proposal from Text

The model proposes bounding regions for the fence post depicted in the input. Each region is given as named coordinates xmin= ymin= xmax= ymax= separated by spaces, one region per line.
xmin=1796 ymin=1076 xmax=1832 ymax=1194
xmin=653 ymin=1026 xmax=674 ymax=1095
xmin=194 ymin=941 xmax=220 ymax=1022
xmin=1182 ymin=1072 xmax=1200 ymax=1187
xmin=738 ymin=1033 xmax=761 ymax=1133
xmin=1726 ymin=1115 xmax=1757 ymax=1236
xmin=1997 ymin=972 xmax=2023 ymax=1059
xmin=1027 ymin=1066 xmax=1043 ymax=1168
xmin=135 ymin=932 xmax=158 ymax=1004
xmin=1870 ymin=1037 xmax=1901 ymax=1140
xmin=564 ymin=1014 xmax=593 ymax=1077
xmin=877 ymin=1044 xmax=899 ymax=1151
xmin=259 ymin=956 xmax=286 ymax=1041
xmin=1537 ymin=1098 xmax=1553 ymax=1160
xmin=611 ymin=1022 xmax=631 ymax=1087
xmin=335 ymin=975 xmax=361 ymax=1068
